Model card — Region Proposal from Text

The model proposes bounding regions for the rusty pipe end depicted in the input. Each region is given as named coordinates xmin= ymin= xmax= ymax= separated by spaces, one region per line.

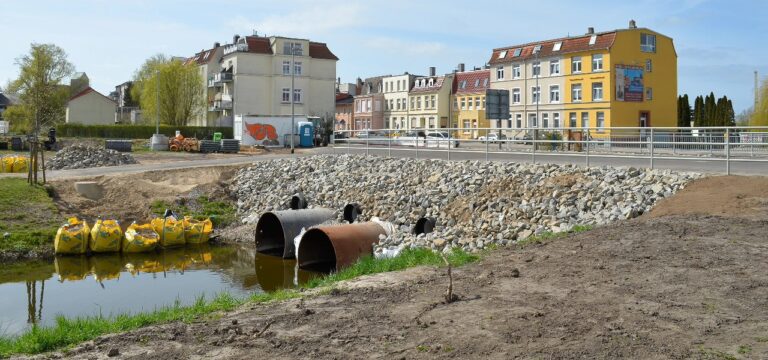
xmin=297 ymin=222 xmax=386 ymax=272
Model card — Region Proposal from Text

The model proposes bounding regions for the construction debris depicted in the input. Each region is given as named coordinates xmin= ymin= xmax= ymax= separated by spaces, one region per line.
xmin=46 ymin=144 xmax=137 ymax=170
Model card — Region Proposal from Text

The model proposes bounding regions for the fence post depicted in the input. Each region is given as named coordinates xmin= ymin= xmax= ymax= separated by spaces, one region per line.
xmin=726 ymin=129 xmax=731 ymax=175
xmin=346 ymin=131 xmax=350 ymax=154
xmin=585 ymin=129 xmax=590 ymax=167
xmin=532 ymin=129 xmax=537 ymax=164
xmin=485 ymin=131 xmax=489 ymax=161
xmin=388 ymin=129 xmax=391 ymax=157
xmin=650 ymin=128 xmax=655 ymax=169
xmin=447 ymin=129 xmax=451 ymax=161
xmin=416 ymin=134 xmax=419 ymax=159
xmin=366 ymin=134 xmax=369 ymax=156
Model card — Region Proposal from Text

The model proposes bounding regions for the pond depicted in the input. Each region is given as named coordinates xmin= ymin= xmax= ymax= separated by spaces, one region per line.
xmin=0 ymin=244 xmax=318 ymax=336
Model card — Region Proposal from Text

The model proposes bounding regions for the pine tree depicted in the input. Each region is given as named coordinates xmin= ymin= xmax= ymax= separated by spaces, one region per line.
xmin=682 ymin=94 xmax=691 ymax=127
xmin=725 ymin=98 xmax=735 ymax=126
xmin=693 ymin=95 xmax=704 ymax=126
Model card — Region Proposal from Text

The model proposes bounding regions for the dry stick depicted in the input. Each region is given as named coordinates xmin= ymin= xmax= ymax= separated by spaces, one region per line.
xmin=440 ymin=253 xmax=454 ymax=303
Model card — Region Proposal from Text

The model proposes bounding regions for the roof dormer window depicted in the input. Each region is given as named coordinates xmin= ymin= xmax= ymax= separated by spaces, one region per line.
xmin=460 ymin=80 xmax=467 ymax=89
xmin=498 ymin=50 xmax=507 ymax=59
xmin=553 ymin=42 xmax=562 ymax=51
xmin=533 ymin=44 xmax=542 ymax=53
xmin=474 ymin=79 xmax=480 ymax=87
xmin=428 ymin=79 xmax=434 ymax=87
xmin=513 ymin=48 xmax=522 ymax=57
xmin=589 ymin=35 xmax=597 ymax=45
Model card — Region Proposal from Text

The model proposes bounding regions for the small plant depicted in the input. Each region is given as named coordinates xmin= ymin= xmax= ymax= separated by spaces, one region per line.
xmin=737 ymin=345 xmax=752 ymax=354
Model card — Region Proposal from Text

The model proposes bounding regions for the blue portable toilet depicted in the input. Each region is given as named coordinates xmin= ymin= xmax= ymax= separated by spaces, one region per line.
xmin=299 ymin=123 xmax=314 ymax=148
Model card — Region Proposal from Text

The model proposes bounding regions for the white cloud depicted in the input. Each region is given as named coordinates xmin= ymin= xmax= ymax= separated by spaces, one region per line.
xmin=227 ymin=2 xmax=365 ymax=39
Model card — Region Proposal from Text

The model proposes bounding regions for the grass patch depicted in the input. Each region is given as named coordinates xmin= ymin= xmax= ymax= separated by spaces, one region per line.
xmin=515 ymin=224 xmax=593 ymax=248
xmin=0 ymin=247 xmax=478 ymax=357
xmin=0 ymin=178 xmax=61 ymax=254
xmin=151 ymin=195 xmax=236 ymax=228
xmin=698 ymin=347 xmax=737 ymax=360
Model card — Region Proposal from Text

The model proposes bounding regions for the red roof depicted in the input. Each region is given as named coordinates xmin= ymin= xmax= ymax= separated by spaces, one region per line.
xmin=489 ymin=32 xmax=616 ymax=65
xmin=245 ymin=36 xmax=274 ymax=54
xmin=309 ymin=42 xmax=339 ymax=60
xmin=185 ymin=47 xmax=219 ymax=65
xmin=69 ymin=87 xmax=116 ymax=103
xmin=454 ymin=70 xmax=490 ymax=94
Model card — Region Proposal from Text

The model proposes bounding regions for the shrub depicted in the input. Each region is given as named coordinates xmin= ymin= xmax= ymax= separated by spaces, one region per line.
xmin=55 ymin=124 xmax=233 ymax=140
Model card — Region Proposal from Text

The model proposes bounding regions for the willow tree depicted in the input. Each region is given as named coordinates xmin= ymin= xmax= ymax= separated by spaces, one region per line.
xmin=752 ymin=79 xmax=768 ymax=127
xmin=132 ymin=55 xmax=204 ymax=126
xmin=7 ymin=43 xmax=74 ymax=133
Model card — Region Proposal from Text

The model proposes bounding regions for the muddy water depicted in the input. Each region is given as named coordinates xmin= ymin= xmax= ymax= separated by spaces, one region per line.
xmin=0 ymin=245 xmax=318 ymax=336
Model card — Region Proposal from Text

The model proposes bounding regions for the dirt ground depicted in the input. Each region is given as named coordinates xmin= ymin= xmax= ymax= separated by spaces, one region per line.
xmin=49 ymin=166 xmax=242 ymax=225
xmin=22 ymin=175 xmax=768 ymax=360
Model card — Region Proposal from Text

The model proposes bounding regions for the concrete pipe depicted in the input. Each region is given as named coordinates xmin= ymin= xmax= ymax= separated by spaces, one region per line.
xmin=343 ymin=203 xmax=362 ymax=223
xmin=297 ymin=222 xmax=386 ymax=272
xmin=255 ymin=208 xmax=335 ymax=259
xmin=413 ymin=217 xmax=437 ymax=235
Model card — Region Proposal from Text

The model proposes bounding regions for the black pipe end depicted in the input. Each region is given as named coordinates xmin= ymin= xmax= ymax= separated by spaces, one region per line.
xmin=343 ymin=203 xmax=362 ymax=223
xmin=255 ymin=212 xmax=286 ymax=257
xmin=297 ymin=228 xmax=336 ymax=273
xmin=290 ymin=194 xmax=308 ymax=210
xmin=413 ymin=217 xmax=437 ymax=235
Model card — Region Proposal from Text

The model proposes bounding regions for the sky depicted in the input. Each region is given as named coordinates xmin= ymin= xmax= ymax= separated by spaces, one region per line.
xmin=0 ymin=0 xmax=766 ymax=113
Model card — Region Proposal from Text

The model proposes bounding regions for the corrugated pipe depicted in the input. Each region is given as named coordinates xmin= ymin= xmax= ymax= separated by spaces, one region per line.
xmin=297 ymin=222 xmax=387 ymax=272
xmin=255 ymin=208 xmax=336 ymax=259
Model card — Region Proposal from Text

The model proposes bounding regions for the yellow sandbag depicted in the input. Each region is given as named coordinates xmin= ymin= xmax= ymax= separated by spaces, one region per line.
xmin=183 ymin=217 xmax=213 ymax=244
xmin=12 ymin=157 xmax=28 ymax=173
xmin=151 ymin=216 xmax=186 ymax=247
xmin=54 ymin=218 xmax=90 ymax=255
xmin=90 ymin=253 xmax=122 ymax=282
xmin=89 ymin=219 xmax=123 ymax=253
xmin=54 ymin=255 xmax=90 ymax=282
xmin=2 ymin=156 xmax=15 ymax=173
xmin=123 ymin=223 xmax=159 ymax=253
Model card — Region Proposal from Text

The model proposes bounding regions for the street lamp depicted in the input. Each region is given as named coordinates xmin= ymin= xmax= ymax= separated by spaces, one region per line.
xmin=290 ymin=42 xmax=296 ymax=154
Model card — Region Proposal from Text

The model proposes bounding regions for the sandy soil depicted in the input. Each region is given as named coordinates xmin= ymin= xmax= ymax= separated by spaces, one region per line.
xmin=22 ymin=175 xmax=768 ymax=359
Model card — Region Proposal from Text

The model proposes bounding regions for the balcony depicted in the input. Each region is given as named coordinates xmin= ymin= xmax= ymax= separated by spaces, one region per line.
xmin=209 ymin=99 xmax=233 ymax=112
xmin=214 ymin=72 xmax=233 ymax=85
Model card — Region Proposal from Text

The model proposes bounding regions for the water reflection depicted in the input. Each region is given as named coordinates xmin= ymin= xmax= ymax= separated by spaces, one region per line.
xmin=0 ymin=244 xmax=319 ymax=335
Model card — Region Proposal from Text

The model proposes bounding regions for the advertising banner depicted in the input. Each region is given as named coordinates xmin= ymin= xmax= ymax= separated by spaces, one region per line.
xmin=235 ymin=115 xmax=302 ymax=146
xmin=615 ymin=65 xmax=644 ymax=102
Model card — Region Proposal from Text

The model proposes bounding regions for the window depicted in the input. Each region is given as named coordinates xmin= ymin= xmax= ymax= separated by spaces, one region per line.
xmin=483 ymin=78 xmax=489 ymax=87
xmin=496 ymin=66 xmax=504 ymax=80
xmin=498 ymin=50 xmax=507 ymax=59
xmin=533 ymin=44 xmax=542 ymax=53
xmin=474 ymin=79 xmax=480 ymax=87
xmin=550 ymin=60 xmax=560 ymax=75
xmin=553 ymin=113 xmax=560 ymax=128
xmin=589 ymin=34 xmax=597 ymax=45
xmin=430 ymin=95 xmax=435 ymax=109
xmin=396 ymin=81 xmax=400 ymax=91
xmin=572 ymin=57 xmax=582 ymax=73
xmin=572 ymin=83 xmax=582 ymax=102
xmin=513 ymin=48 xmax=522 ymax=57
xmin=532 ymin=61 xmax=541 ymax=76
xmin=475 ymin=97 xmax=481 ymax=109
xmin=460 ymin=98 xmax=466 ymax=110
xmin=581 ymin=112 xmax=589 ymax=128
xmin=463 ymin=119 xmax=471 ymax=133
xmin=641 ymin=33 xmax=656 ymax=53
xmin=646 ymin=59 xmax=653 ymax=72
xmin=410 ymin=97 xmax=415 ymax=109
xmin=396 ymin=98 xmax=400 ymax=110
xmin=512 ymin=88 xmax=521 ymax=104
xmin=550 ymin=85 xmax=560 ymax=103
xmin=512 ymin=64 xmax=521 ymax=78
xmin=460 ymin=80 xmax=467 ymax=89
xmin=646 ymin=87 xmax=653 ymax=100
xmin=417 ymin=97 xmax=421 ymax=109
xmin=542 ymin=113 xmax=549 ymax=128
xmin=596 ymin=112 xmax=605 ymax=130
xmin=531 ymin=86 xmax=540 ymax=104
xmin=282 ymin=61 xmax=290 ymax=75
xmin=468 ymin=96 xmax=474 ymax=110
xmin=569 ymin=112 xmax=577 ymax=127
xmin=282 ymin=88 xmax=290 ymax=102
xmin=293 ymin=89 xmax=303 ymax=103
xmin=592 ymin=54 xmax=603 ymax=71
xmin=592 ymin=82 xmax=603 ymax=101
xmin=366 ymin=99 xmax=371 ymax=112
xmin=515 ymin=114 xmax=522 ymax=128
xmin=553 ymin=42 xmax=562 ymax=51
xmin=528 ymin=113 xmax=537 ymax=128
xmin=294 ymin=61 xmax=302 ymax=75
xmin=284 ymin=42 xmax=303 ymax=56
xmin=453 ymin=98 xmax=458 ymax=110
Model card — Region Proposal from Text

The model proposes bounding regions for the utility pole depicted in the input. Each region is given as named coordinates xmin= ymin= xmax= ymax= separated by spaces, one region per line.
xmin=290 ymin=42 xmax=296 ymax=154
xmin=155 ymin=69 xmax=160 ymax=135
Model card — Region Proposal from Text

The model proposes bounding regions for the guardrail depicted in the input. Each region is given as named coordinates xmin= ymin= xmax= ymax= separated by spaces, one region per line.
xmin=330 ymin=126 xmax=768 ymax=175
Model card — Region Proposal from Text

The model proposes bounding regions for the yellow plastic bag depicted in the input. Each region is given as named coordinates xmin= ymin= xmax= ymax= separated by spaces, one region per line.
xmin=151 ymin=216 xmax=186 ymax=247
xmin=183 ymin=217 xmax=213 ymax=244
xmin=54 ymin=218 xmax=90 ymax=255
xmin=89 ymin=219 xmax=123 ymax=253
xmin=123 ymin=223 xmax=159 ymax=253
xmin=12 ymin=157 xmax=28 ymax=173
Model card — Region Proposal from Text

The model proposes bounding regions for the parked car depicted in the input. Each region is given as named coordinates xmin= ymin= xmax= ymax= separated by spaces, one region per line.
xmin=425 ymin=131 xmax=459 ymax=148
xmin=477 ymin=133 xmax=508 ymax=144
xmin=395 ymin=130 xmax=426 ymax=147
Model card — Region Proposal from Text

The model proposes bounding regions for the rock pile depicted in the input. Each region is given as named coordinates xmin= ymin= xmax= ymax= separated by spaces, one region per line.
xmin=46 ymin=144 xmax=137 ymax=170
xmin=230 ymin=155 xmax=700 ymax=253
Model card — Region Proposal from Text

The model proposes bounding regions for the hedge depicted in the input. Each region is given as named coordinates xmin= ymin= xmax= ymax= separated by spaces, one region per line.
xmin=55 ymin=124 xmax=233 ymax=139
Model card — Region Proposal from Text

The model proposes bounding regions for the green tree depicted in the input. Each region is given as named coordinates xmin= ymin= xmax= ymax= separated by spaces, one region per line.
xmin=677 ymin=94 xmax=691 ymax=127
xmin=7 ymin=43 xmax=74 ymax=133
xmin=3 ymin=105 xmax=33 ymax=133
xmin=693 ymin=95 xmax=704 ymax=126
xmin=752 ymin=79 xmax=768 ymax=126
xmin=132 ymin=55 xmax=204 ymax=126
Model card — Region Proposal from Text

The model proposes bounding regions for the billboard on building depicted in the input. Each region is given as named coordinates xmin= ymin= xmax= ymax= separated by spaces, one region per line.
xmin=615 ymin=65 xmax=644 ymax=102
xmin=234 ymin=115 xmax=306 ymax=146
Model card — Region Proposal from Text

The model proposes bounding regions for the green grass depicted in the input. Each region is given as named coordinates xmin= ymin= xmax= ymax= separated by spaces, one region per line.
xmin=0 ymin=178 xmax=62 ymax=254
xmin=151 ymin=196 xmax=236 ymax=228
xmin=698 ymin=347 xmax=738 ymax=360
xmin=515 ymin=225 xmax=593 ymax=248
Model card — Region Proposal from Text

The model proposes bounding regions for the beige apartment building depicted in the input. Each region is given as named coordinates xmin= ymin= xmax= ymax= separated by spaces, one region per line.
xmin=407 ymin=68 xmax=454 ymax=130
xmin=188 ymin=34 xmax=338 ymax=127
xmin=381 ymin=73 xmax=417 ymax=130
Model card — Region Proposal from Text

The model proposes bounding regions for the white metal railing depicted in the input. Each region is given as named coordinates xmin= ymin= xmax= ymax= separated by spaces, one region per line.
xmin=330 ymin=126 xmax=768 ymax=175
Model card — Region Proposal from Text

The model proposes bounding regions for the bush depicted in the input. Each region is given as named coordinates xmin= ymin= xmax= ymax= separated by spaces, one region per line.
xmin=55 ymin=124 xmax=233 ymax=140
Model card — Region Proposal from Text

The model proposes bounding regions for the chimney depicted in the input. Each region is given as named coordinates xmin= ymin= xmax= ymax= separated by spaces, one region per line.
xmin=587 ymin=27 xmax=595 ymax=35
xmin=214 ymin=42 xmax=221 ymax=48
xmin=458 ymin=63 xmax=465 ymax=72
xmin=233 ymin=34 xmax=240 ymax=44
xmin=629 ymin=19 xmax=637 ymax=29
xmin=429 ymin=67 xmax=436 ymax=76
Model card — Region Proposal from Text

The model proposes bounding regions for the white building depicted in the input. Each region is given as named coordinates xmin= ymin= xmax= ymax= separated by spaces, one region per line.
xmin=381 ymin=73 xmax=417 ymax=130
xmin=188 ymin=34 xmax=338 ymax=127
xmin=65 ymin=73 xmax=117 ymax=125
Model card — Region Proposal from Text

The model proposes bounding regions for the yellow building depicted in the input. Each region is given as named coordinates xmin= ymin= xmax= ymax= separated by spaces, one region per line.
xmin=489 ymin=21 xmax=677 ymax=135
xmin=452 ymin=69 xmax=490 ymax=139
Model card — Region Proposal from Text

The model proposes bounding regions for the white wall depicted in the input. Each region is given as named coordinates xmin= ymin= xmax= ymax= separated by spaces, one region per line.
xmin=66 ymin=92 xmax=116 ymax=125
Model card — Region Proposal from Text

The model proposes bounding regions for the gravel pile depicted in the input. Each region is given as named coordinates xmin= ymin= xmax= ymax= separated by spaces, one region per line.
xmin=230 ymin=155 xmax=701 ymax=253
xmin=46 ymin=144 xmax=137 ymax=170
